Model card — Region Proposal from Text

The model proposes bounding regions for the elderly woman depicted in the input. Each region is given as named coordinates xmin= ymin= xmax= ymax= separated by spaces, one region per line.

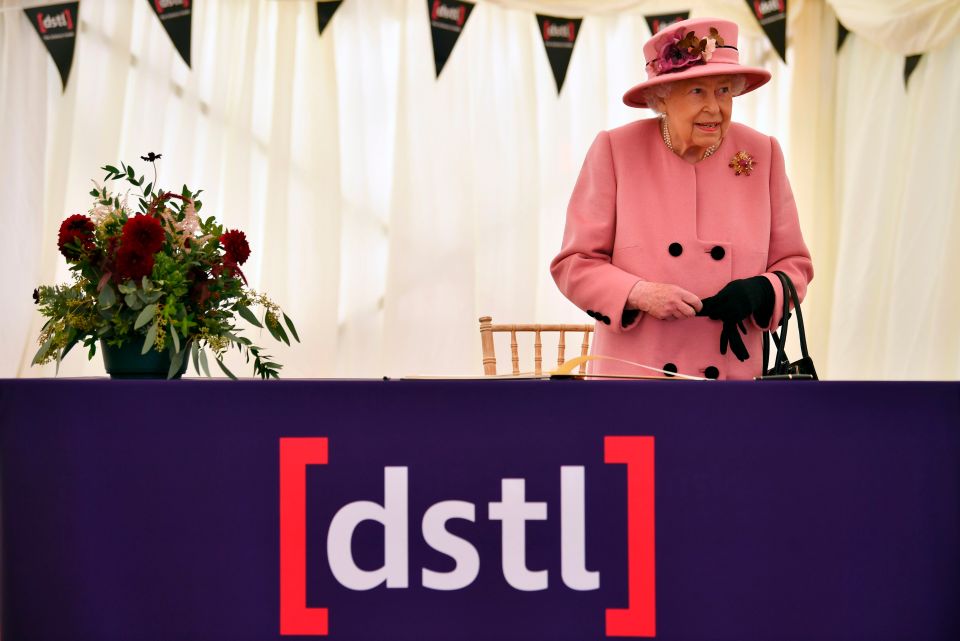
xmin=551 ymin=17 xmax=813 ymax=380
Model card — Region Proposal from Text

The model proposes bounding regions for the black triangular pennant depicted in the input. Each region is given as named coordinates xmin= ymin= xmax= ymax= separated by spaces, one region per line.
xmin=836 ymin=20 xmax=850 ymax=52
xmin=644 ymin=12 xmax=689 ymax=35
xmin=535 ymin=14 xmax=583 ymax=94
xmin=904 ymin=54 xmax=923 ymax=88
xmin=747 ymin=0 xmax=788 ymax=63
xmin=427 ymin=0 xmax=474 ymax=78
xmin=145 ymin=0 xmax=192 ymax=67
xmin=23 ymin=2 xmax=80 ymax=91
xmin=317 ymin=1 xmax=342 ymax=36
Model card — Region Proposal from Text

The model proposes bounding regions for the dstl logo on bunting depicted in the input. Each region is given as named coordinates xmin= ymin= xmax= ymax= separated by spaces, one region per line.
xmin=431 ymin=1 xmax=467 ymax=27
xmin=543 ymin=21 xmax=576 ymax=42
xmin=36 ymin=10 xmax=74 ymax=34
xmin=754 ymin=0 xmax=785 ymax=18
xmin=279 ymin=436 xmax=656 ymax=638
xmin=155 ymin=0 xmax=190 ymax=14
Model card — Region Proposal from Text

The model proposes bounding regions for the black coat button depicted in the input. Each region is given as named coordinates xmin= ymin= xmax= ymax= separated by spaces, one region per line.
xmin=586 ymin=309 xmax=595 ymax=318
xmin=663 ymin=363 xmax=678 ymax=378
xmin=710 ymin=246 xmax=725 ymax=261
xmin=704 ymin=366 xmax=720 ymax=379
xmin=602 ymin=316 xmax=611 ymax=325
xmin=668 ymin=242 xmax=683 ymax=257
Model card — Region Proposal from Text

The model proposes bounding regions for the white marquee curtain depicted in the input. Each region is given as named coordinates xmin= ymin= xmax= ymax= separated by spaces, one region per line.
xmin=1 ymin=0 xmax=957 ymax=379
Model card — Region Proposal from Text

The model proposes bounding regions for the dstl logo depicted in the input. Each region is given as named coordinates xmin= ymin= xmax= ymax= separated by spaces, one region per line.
xmin=279 ymin=436 xmax=655 ymax=638
xmin=36 ymin=10 xmax=73 ymax=34
xmin=431 ymin=1 xmax=466 ymax=27
xmin=154 ymin=0 xmax=190 ymax=14
xmin=754 ymin=0 xmax=785 ymax=18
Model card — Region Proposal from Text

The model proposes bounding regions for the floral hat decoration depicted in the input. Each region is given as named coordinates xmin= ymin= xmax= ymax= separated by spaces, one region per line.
xmin=623 ymin=17 xmax=771 ymax=109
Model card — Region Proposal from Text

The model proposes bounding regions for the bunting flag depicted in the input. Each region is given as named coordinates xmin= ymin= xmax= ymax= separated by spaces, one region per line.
xmin=644 ymin=12 xmax=689 ymax=35
xmin=427 ymin=0 xmax=475 ymax=78
xmin=535 ymin=14 xmax=582 ymax=94
xmin=747 ymin=0 xmax=788 ymax=63
xmin=317 ymin=1 xmax=342 ymax=36
xmin=145 ymin=0 xmax=193 ymax=67
xmin=23 ymin=2 xmax=80 ymax=91
xmin=836 ymin=20 xmax=850 ymax=52
xmin=904 ymin=54 xmax=923 ymax=88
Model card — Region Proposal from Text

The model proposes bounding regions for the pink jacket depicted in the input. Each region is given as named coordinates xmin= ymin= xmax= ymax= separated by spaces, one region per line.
xmin=551 ymin=118 xmax=813 ymax=380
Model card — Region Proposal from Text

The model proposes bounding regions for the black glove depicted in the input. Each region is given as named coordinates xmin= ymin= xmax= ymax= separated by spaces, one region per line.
xmin=720 ymin=320 xmax=750 ymax=362
xmin=698 ymin=276 xmax=775 ymax=327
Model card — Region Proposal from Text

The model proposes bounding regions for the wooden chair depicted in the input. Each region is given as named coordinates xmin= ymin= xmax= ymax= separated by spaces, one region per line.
xmin=478 ymin=316 xmax=594 ymax=376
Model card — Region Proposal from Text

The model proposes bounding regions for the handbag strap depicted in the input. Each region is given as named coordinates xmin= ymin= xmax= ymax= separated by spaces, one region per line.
xmin=774 ymin=270 xmax=812 ymax=360
xmin=769 ymin=272 xmax=791 ymax=374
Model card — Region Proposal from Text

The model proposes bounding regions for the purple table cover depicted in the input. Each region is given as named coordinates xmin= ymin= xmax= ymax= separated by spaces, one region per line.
xmin=1 ymin=379 xmax=958 ymax=641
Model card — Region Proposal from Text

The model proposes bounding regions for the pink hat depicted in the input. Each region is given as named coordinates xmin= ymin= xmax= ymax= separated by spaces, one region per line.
xmin=623 ymin=17 xmax=771 ymax=109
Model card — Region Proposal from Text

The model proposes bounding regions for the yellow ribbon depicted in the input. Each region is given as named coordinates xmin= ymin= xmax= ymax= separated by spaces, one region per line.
xmin=551 ymin=355 xmax=706 ymax=381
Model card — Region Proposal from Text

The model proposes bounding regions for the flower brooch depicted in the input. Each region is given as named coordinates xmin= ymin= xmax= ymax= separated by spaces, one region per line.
xmin=729 ymin=150 xmax=755 ymax=176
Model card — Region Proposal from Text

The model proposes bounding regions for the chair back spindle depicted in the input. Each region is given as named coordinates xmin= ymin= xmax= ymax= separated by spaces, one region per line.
xmin=477 ymin=316 xmax=594 ymax=377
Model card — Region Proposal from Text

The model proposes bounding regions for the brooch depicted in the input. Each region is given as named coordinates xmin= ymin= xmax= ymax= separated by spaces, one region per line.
xmin=729 ymin=151 xmax=755 ymax=176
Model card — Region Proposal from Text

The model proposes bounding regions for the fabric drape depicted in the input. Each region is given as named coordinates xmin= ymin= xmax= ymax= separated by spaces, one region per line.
xmin=2 ymin=0 xmax=958 ymax=379
xmin=826 ymin=0 xmax=960 ymax=54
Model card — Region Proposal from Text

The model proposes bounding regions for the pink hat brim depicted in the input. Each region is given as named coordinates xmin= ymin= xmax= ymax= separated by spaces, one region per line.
xmin=622 ymin=63 xmax=772 ymax=109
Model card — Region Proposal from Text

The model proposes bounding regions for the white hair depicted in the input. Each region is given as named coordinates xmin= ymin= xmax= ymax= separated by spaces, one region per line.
xmin=643 ymin=74 xmax=748 ymax=114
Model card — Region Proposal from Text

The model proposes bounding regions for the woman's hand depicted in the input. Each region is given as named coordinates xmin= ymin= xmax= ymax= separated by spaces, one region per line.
xmin=627 ymin=281 xmax=703 ymax=321
xmin=697 ymin=276 xmax=775 ymax=326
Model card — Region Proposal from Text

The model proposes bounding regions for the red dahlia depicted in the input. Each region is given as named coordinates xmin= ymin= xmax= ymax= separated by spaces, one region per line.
xmin=115 ymin=244 xmax=156 ymax=281
xmin=121 ymin=213 xmax=165 ymax=254
xmin=57 ymin=214 xmax=96 ymax=260
xmin=220 ymin=229 xmax=251 ymax=266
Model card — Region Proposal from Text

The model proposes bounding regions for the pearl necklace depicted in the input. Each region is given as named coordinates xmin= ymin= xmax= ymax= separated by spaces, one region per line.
xmin=661 ymin=116 xmax=720 ymax=160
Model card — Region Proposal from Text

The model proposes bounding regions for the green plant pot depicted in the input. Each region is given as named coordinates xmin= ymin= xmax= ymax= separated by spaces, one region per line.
xmin=100 ymin=339 xmax=188 ymax=380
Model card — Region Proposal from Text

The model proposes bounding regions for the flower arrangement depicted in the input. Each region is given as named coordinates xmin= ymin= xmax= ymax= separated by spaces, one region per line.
xmin=33 ymin=155 xmax=299 ymax=379
xmin=652 ymin=27 xmax=724 ymax=74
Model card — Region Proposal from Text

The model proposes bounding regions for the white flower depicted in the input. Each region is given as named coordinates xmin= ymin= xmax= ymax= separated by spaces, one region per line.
xmin=702 ymin=37 xmax=717 ymax=62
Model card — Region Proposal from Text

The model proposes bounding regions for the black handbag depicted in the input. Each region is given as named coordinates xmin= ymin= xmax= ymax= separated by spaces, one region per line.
xmin=759 ymin=271 xmax=818 ymax=380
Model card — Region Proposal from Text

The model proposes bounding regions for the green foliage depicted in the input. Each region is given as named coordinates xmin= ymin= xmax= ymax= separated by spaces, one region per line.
xmin=33 ymin=157 xmax=301 ymax=378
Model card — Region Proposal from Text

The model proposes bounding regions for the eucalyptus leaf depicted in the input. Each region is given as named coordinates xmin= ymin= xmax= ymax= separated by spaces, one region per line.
xmin=98 ymin=284 xmax=116 ymax=309
xmin=60 ymin=332 xmax=80 ymax=362
xmin=266 ymin=320 xmax=282 ymax=344
xmin=87 ymin=342 xmax=97 ymax=360
xmin=32 ymin=338 xmax=53 ymax=365
xmin=198 ymin=348 xmax=211 ymax=377
xmin=125 ymin=293 xmax=144 ymax=310
xmin=191 ymin=341 xmax=200 ymax=375
xmin=141 ymin=276 xmax=153 ymax=292
xmin=167 ymin=347 xmax=186 ymax=380
xmin=104 ymin=165 xmax=119 ymax=174
xmin=215 ymin=357 xmax=237 ymax=380
xmin=134 ymin=304 xmax=157 ymax=330
xmin=117 ymin=281 xmax=137 ymax=295
xmin=274 ymin=322 xmax=291 ymax=346
xmin=170 ymin=325 xmax=180 ymax=353
xmin=283 ymin=313 xmax=300 ymax=342
xmin=142 ymin=323 xmax=158 ymax=355
xmin=237 ymin=305 xmax=262 ymax=328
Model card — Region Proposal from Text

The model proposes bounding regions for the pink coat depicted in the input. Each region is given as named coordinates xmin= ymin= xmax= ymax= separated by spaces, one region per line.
xmin=551 ymin=118 xmax=813 ymax=380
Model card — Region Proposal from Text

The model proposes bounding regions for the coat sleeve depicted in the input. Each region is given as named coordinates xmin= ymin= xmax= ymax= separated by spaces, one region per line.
xmin=550 ymin=131 xmax=644 ymax=333
xmin=751 ymin=136 xmax=814 ymax=331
